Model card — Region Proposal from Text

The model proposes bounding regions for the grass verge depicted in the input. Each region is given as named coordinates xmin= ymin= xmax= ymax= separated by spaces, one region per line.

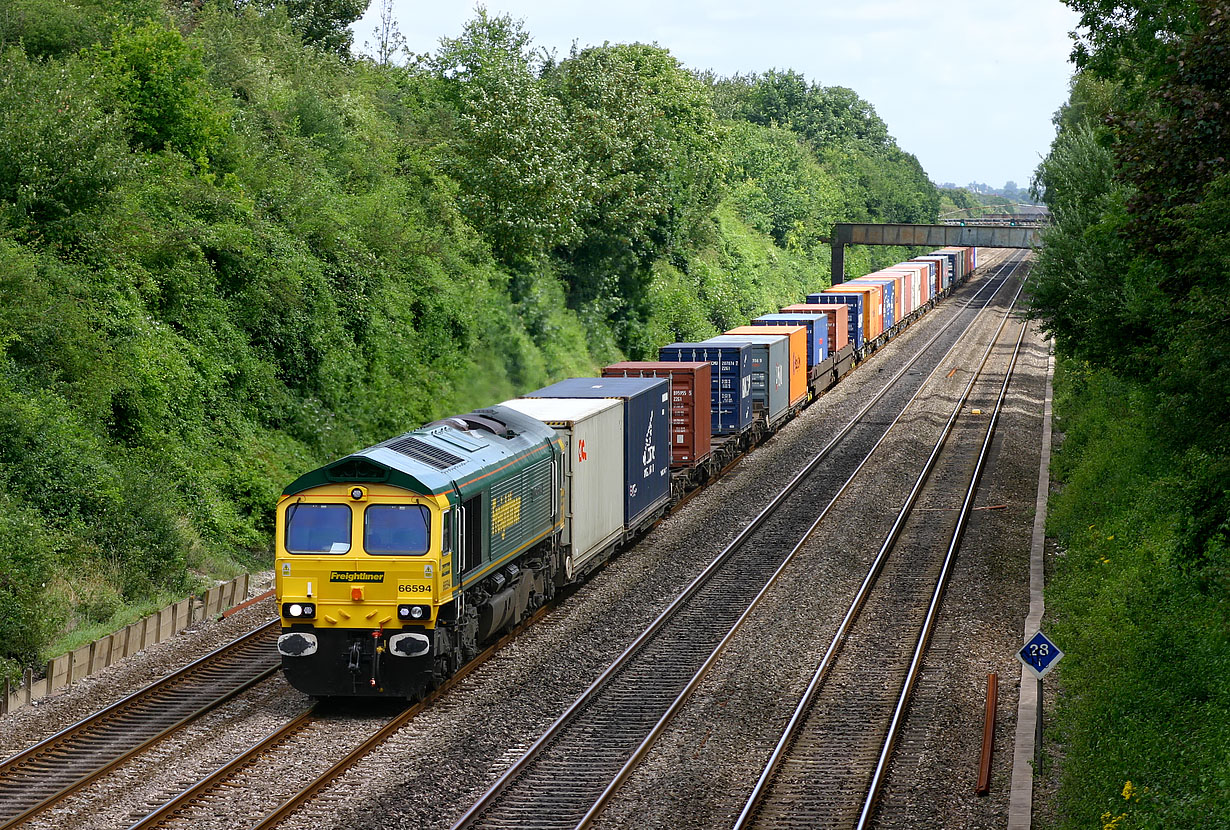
xmin=1043 ymin=359 xmax=1230 ymax=828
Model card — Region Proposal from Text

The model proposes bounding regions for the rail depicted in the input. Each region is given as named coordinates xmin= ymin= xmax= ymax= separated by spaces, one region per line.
xmin=733 ymin=260 xmax=1030 ymax=828
xmin=449 ymin=253 xmax=1025 ymax=830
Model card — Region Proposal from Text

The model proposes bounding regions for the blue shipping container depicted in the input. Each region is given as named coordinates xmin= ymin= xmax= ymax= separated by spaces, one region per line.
xmin=752 ymin=314 xmax=829 ymax=365
xmin=929 ymin=250 xmax=958 ymax=288
xmin=807 ymin=293 xmax=865 ymax=350
xmin=702 ymin=335 xmax=790 ymax=426
xmin=851 ymin=278 xmax=896 ymax=329
xmin=659 ymin=342 xmax=755 ymax=435
xmin=524 ymin=377 xmax=671 ymax=527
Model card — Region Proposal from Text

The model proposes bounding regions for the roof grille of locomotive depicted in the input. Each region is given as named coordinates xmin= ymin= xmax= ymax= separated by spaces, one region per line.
xmin=385 ymin=436 xmax=465 ymax=470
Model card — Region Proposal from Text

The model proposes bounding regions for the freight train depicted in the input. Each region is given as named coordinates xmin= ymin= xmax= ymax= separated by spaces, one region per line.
xmin=274 ymin=247 xmax=977 ymax=698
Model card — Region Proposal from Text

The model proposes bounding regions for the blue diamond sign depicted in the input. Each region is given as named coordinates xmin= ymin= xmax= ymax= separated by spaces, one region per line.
xmin=1018 ymin=630 xmax=1064 ymax=679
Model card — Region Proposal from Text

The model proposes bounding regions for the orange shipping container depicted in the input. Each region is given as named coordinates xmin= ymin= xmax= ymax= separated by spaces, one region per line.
xmin=782 ymin=303 xmax=849 ymax=352
xmin=827 ymin=282 xmax=884 ymax=339
xmin=726 ymin=325 xmax=807 ymax=406
xmin=873 ymin=265 xmax=926 ymax=315
xmin=856 ymin=272 xmax=908 ymax=320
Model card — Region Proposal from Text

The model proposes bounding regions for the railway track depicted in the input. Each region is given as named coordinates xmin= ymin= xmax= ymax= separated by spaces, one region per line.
xmin=0 ymin=621 xmax=280 ymax=830
xmin=447 ymin=252 xmax=1029 ymax=830
xmin=125 ymin=605 xmax=550 ymax=830
xmin=732 ymin=264 xmax=1031 ymax=829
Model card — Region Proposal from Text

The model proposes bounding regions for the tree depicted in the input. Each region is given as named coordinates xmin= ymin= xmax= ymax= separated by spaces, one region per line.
xmin=431 ymin=9 xmax=580 ymax=269
xmin=366 ymin=0 xmax=404 ymax=65
xmin=245 ymin=0 xmax=368 ymax=56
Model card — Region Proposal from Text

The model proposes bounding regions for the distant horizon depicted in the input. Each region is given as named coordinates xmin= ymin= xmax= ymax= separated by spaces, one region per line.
xmin=351 ymin=1 xmax=1080 ymax=189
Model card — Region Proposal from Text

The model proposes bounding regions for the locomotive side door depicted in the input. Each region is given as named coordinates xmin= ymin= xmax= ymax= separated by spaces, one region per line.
xmin=457 ymin=495 xmax=484 ymax=577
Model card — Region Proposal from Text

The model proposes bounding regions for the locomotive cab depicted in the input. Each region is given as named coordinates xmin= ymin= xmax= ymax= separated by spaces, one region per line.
xmin=276 ymin=483 xmax=454 ymax=698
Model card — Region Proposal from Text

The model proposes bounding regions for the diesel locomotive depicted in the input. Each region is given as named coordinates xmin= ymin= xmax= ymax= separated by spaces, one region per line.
xmin=275 ymin=406 xmax=566 ymax=698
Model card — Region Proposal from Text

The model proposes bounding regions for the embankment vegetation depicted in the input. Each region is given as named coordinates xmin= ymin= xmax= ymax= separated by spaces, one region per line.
xmin=1031 ymin=1 xmax=1230 ymax=825
xmin=0 ymin=1 xmax=938 ymax=678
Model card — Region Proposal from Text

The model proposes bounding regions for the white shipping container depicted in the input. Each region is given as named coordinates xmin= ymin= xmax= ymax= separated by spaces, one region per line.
xmin=498 ymin=397 xmax=625 ymax=577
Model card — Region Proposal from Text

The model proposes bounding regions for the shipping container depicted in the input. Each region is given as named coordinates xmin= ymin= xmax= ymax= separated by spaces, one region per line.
xmin=894 ymin=263 xmax=928 ymax=312
xmin=601 ymin=361 xmax=712 ymax=469
xmin=929 ymin=249 xmax=960 ymax=287
xmin=659 ymin=342 xmax=755 ymax=435
xmin=804 ymin=294 xmax=864 ymax=349
xmin=751 ymin=314 xmax=829 ymax=364
xmin=937 ymin=247 xmax=966 ymax=282
xmin=821 ymin=282 xmax=884 ymax=340
xmin=850 ymin=277 xmax=897 ymax=328
xmin=703 ymin=334 xmax=791 ymax=425
xmin=936 ymin=247 xmax=974 ymax=285
xmin=874 ymin=264 xmax=926 ymax=315
xmin=523 ymin=377 xmax=671 ymax=528
xmin=781 ymin=303 xmax=849 ymax=352
xmin=911 ymin=257 xmax=946 ymax=300
xmin=498 ymin=397 xmax=623 ymax=575
xmin=726 ymin=326 xmax=808 ymax=406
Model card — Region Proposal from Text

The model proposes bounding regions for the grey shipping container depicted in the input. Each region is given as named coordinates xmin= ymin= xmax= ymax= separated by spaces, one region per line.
xmin=702 ymin=334 xmax=790 ymax=426
xmin=523 ymin=377 xmax=671 ymax=528
xmin=659 ymin=342 xmax=755 ymax=435
xmin=498 ymin=397 xmax=623 ymax=579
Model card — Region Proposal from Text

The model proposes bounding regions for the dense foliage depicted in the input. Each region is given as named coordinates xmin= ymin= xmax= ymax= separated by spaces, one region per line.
xmin=1031 ymin=1 xmax=1230 ymax=825
xmin=0 ymin=1 xmax=937 ymax=677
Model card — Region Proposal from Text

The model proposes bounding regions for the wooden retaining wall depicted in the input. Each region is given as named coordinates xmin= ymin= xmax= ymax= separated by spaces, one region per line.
xmin=1 ymin=574 xmax=251 ymax=716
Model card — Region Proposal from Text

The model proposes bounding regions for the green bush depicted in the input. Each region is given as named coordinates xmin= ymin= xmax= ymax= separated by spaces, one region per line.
xmin=1045 ymin=360 xmax=1230 ymax=829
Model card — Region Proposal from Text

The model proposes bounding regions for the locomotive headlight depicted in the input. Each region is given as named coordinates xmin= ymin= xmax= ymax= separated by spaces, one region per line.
xmin=398 ymin=605 xmax=412 ymax=619
xmin=282 ymin=602 xmax=316 ymax=619
xmin=398 ymin=604 xmax=429 ymax=621
xmin=410 ymin=605 xmax=425 ymax=619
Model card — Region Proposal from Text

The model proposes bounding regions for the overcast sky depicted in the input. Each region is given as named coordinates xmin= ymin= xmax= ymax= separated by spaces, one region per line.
xmin=352 ymin=1 xmax=1081 ymax=191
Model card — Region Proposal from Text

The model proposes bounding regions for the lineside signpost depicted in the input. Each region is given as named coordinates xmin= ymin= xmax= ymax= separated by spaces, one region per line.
xmin=1017 ymin=630 xmax=1063 ymax=767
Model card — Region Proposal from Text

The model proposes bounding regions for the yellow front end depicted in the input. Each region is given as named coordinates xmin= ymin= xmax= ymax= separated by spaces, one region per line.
xmin=274 ymin=483 xmax=455 ymax=698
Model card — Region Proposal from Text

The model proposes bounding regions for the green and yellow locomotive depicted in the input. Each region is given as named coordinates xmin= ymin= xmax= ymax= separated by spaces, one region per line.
xmin=275 ymin=406 xmax=564 ymax=698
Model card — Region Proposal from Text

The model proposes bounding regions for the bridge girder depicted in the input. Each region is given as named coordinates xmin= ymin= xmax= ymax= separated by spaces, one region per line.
xmin=830 ymin=222 xmax=1041 ymax=281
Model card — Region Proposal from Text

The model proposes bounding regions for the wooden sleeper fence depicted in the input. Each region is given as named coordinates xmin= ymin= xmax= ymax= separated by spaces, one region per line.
xmin=2 ymin=574 xmax=254 ymax=716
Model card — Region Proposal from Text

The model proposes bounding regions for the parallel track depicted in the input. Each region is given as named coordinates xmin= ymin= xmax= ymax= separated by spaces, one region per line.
xmin=0 ymin=621 xmax=280 ymax=829
xmin=128 ymin=606 xmax=551 ymax=830
xmin=734 ymin=262 xmax=1031 ymax=830
xmin=449 ymin=253 xmax=1028 ymax=830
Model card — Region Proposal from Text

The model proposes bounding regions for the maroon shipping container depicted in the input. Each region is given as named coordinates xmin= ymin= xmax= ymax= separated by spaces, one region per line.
xmin=601 ymin=361 xmax=712 ymax=468
xmin=781 ymin=303 xmax=849 ymax=352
